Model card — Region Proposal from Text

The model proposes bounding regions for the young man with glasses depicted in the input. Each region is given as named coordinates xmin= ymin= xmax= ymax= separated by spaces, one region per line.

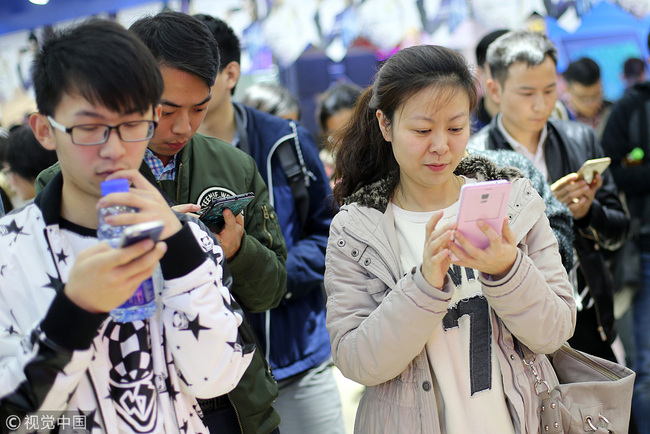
xmin=0 ymin=19 xmax=253 ymax=432
xmin=601 ymin=31 xmax=650 ymax=430
xmin=560 ymin=57 xmax=612 ymax=140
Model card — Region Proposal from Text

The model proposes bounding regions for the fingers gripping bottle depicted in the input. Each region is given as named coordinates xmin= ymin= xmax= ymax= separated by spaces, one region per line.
xmin=98 ymin=179 xmax=157 ymax=322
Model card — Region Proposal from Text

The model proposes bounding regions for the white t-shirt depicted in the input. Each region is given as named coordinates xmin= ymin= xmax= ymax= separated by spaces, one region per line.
xmin=392 ymin=179 xmax=515 ymax=434
xmin=496 ymin=113 xmax=549 ymax=182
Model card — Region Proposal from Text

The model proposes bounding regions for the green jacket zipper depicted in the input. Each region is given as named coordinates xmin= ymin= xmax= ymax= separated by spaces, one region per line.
xmin=176 ymin=161 xmax=183 ymax=203
xmin=261 ymin=205 xmax=273 ymax=248
xmin=227 ymin=393 xmax=244 ymax=433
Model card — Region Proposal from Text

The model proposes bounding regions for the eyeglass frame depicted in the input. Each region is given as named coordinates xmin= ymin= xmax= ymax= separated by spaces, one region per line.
xmin=46 ymin=115 xmax=158 ymax=145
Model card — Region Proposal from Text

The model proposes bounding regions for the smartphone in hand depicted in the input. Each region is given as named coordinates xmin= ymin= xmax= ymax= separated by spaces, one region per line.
xmin=576 ymin=157 xmax=611 ymax=184
xmin=198 ymin=192 xmax=255 ymax=232
xmin=451 ymin=180 xmax=511 ymax=260
xmin=118 ymin=220 xmax=165 ymax=248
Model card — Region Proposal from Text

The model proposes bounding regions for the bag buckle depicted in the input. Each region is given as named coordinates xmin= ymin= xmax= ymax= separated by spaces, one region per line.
xmin=524 ymin=357 xmax=551 ymax=399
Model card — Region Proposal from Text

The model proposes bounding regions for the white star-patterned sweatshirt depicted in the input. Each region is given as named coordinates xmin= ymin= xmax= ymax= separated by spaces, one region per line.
xmin=0 ymin=173 xmax=254 ymax=433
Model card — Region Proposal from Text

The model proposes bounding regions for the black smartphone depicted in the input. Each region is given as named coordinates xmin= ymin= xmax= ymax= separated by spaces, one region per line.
xmin=118 ymin=220 xmax=165 ymax=248
xmin=198 ymin=192 xmax=255 ymax=232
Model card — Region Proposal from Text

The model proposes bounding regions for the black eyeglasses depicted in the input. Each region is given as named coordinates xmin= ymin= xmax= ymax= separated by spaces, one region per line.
xmin=47 ymin=116 xmax=157 ymax=145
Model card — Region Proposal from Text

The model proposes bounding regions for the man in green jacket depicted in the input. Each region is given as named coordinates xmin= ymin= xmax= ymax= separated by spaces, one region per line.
xmin=36 ymin=11 xmax=286 ymax=434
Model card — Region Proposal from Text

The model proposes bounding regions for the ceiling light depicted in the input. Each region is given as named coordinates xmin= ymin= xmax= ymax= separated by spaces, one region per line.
xmin=29 ymin=0 xmax=50 ymax=5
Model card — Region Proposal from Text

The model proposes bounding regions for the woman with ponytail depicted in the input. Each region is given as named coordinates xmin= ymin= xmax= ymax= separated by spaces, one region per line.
xmin=324 ymin=45 xmax=575 ymax=433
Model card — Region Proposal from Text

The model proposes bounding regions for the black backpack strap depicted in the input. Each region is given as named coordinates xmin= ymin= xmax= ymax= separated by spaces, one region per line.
xmin=275 ymin=122 xmax=314 ymax=228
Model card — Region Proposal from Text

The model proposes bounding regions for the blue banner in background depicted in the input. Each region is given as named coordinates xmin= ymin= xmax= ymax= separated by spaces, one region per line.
xmin=546 ymin=1 xmax=650 ymax=102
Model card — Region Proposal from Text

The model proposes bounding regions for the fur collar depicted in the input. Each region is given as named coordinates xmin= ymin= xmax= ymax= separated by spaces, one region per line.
xmin=344 ymin=154 xmax=524 ymax=212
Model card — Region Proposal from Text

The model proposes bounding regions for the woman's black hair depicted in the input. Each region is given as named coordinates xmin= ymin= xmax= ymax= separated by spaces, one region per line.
xmin=332 ymin=45 xmax=477 ymax=205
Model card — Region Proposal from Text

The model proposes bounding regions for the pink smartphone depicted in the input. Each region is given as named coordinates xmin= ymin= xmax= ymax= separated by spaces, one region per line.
xmin=451 ymin=180 xmax=512 ymax=259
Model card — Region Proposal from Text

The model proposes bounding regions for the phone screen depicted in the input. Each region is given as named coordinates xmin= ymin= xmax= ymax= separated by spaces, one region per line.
xmin=118 ymin=220 xmax=165 ymax=248
xmin=452 ymin=180 xmax=511 ymax=259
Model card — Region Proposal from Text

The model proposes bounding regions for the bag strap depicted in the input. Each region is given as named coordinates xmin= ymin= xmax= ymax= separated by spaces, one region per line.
xmin=276 ymin=122 xmax=314 ymax=228
xmin=520 ymin=343 xmax=563 ymax=433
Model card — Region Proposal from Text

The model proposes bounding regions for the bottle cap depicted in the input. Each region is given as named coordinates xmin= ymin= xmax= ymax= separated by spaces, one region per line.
xmin=630 ymin=147 xmax=644 ymax=161
xmin=100 ymin=179 xmax=130 ymax=196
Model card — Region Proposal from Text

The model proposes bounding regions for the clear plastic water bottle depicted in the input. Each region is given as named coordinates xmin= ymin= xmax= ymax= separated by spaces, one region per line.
xmin=98 ymin=179 xmax=157 ymax=322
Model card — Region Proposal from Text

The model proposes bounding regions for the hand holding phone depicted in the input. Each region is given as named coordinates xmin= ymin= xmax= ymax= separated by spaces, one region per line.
xmin=198 ymin=192 xmax=255 ymax=233
xmin=451 ymin=180 xmax=511 ymax=261
xmin=576 ymin=157 xmax=611 ymax=184
xmin=118 ymin=220 xmax=165 ymax=248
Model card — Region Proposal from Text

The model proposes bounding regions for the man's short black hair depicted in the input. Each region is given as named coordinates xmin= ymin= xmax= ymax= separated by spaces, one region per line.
xmin=2 ymin=125 xmax=57 ymax=181
xmin=316 ymin=82 xmax=362 ymax=133
xmin=193 ymin=14 xmax=241 ymax=71
xmin=193 ymin=14 xmax=241 ymax=95
xmin=130 ymin=11 xmax=220 ymax=89
xmin=475 ymin=29 xmax=509 ymax=68
xmin=624 ymin=57 xmax=645 ymax=80
xmin=32 ymin=19 xmax=163 ymax=117
xmin=563 ymin=57 xmax=600 ymax=86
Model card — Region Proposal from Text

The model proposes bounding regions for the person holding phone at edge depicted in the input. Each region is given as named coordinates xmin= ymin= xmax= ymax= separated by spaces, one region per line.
xmin=326 ymin=44 xmax=576 ymax=433
xmin=468 ymin=31 xmax=629 ymax=366
xmin=601 ymin=29 xmax=650 ymax=430
xmin=0 ymin=20 xmax=253 ymax=432
xmin=36 ymin=12 xmax=288 ymax=434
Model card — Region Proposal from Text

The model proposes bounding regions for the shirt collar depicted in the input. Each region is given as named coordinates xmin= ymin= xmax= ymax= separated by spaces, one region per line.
xmin=496 ymin=113 xmax=549 ymax=181
xmin=143 ymin=148 xmax=178 ymax=181
xmin=232 ymin=102 xmax=249 ymax=152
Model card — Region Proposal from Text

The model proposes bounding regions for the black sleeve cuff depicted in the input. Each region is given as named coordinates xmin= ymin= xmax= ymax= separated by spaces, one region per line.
xmin=159 ymin=222 xmax=208 ymax=279
xmin=575 ymin=202 xmax=595 ymax=228
xmin=40 ymin=292 xmax=108 ymax=351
